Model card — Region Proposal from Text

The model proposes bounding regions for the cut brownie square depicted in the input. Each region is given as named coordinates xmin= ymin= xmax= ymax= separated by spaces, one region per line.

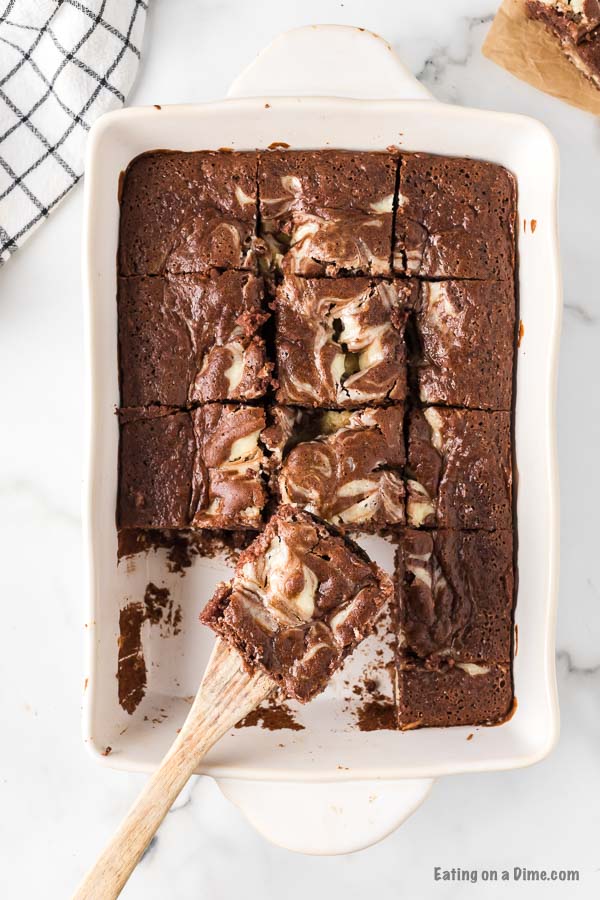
xmin=395 ymin=529 xmax=513 ymax=664
xmin=394 ymin=153 xmax=517 ymax=280
xmin=395 ymin=658 xmax=513 ymax=729
xmin=406 ymin=407 xmax=512 ymax=530
xmin=118 ymin=151 xmax=257 ymax=276
xmin=275 ymin=275 xmax=414 ymax=407
xmin=118 ymin=407 xmax=197 ymax=530
xmin=526 ymin=1 xmax=600 ymax=90
xmin=118 ymin=405 xmax=269 ymax=531
xmin=191 ymin=404 xmax=268 ymax=530
xmin=258 ymin=150 xmax=397 ymax=276
xmin=263 ymin=406 xmax=406 ymax=531
xmin=412 ymin=280 xmax=515 ymax=411
xmin=200 ymin=505 xmax=393 ymax=702
xmin=118 ymin=271 xmax=271 ymax=407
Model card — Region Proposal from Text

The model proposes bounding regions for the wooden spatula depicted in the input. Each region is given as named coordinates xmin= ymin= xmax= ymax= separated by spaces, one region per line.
xmin=74 ymin=639 xmax=274 ymax=900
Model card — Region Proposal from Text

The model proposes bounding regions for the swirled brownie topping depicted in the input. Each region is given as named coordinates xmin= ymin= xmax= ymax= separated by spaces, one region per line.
xmin=191 ymin=404 xmax=268 ymax=530
xmin=118 ymin=405 xmax=269 ymax=531
xmin=275 ymin=276 xmax=414 ymax=408
xmin=396 ymin=529 xmax=513 ymax=663
xmin=413 ymin=280 xmax=515 ymax=411
xmin=258 ymin=150 xmax=397 ymax=277
xmin=264 ymin=406 xmax=406 ymax=531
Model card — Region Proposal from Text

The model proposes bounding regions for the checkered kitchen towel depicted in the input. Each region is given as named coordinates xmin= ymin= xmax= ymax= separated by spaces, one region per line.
xmin=0 ymin=0 xmax=147 ymax=265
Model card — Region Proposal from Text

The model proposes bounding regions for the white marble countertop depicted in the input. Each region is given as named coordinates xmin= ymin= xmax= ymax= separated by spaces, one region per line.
xmin=2 ymin=0 xmax=599 ymax=897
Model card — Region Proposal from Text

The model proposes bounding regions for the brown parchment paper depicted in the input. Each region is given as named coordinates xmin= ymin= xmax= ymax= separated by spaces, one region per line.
xmin=483 ymin=0 xmax=600 ymax=114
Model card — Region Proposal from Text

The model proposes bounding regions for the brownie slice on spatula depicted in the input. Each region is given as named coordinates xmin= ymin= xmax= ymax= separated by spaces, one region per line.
xmin=202 ymin=504 xmax=393 ymax=701
xmin=76 ymin=506 xmax=392 ymax=897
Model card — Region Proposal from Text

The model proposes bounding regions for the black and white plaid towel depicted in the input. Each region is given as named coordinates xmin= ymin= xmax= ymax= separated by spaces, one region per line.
xmin=0 ymin=0 xmax=147 ymax=265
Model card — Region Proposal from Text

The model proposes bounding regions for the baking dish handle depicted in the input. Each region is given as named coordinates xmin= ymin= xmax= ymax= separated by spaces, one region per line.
xmin=227 ymin=25 xmax=433 ymax=101
xmin=217 ymin=777 xmax=434 ymax=855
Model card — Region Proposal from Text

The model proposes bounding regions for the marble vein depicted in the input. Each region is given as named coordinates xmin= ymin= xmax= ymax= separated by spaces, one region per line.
xmin=556 ymin=649 xmax=600 ymax=677
xmin=416 ymin=13 xmax=496 ymax=98
xmin=564 ymin=301 xmax=597 ymax=324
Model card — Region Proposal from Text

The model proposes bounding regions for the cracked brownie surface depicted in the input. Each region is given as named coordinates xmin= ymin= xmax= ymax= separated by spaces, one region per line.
xmin=200 ymin=505 xmax=393 ymax=702
xmin=396 ymin=659 xmax=513 ymax=729
xmin=118 ymin=407 xmax=197 ymax=530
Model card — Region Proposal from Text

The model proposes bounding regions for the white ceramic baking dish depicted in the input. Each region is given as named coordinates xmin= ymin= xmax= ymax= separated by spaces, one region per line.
xmin=82 ymin=26 xmax=561 ymax=854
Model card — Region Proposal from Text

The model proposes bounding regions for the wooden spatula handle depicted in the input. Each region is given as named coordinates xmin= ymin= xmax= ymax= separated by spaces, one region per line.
xmin=74 ymin=641 xmax=273 ymax=900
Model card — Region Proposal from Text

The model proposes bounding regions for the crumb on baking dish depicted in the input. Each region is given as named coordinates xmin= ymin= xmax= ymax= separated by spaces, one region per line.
xmin=235 ymin=696 xmax=304 ymax=731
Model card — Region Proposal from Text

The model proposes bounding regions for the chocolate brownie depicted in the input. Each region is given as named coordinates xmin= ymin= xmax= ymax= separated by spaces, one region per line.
xmin=200 ymin=506 xmax=393 ymax=702
xmin=396 ymin=658 xmax=513 ymax=729
xmin=119 ymin=151 xmax=257 ymax=276
xmin=191 ymin=404 xmax=268 ymax=530
xmin=394 ymin=153 xmax=517 ymax=280
xmin=118 ymin=271 xmax=270 ymax=406
xmin=258 ymin=150 xmax=397 ymax=276
xmin=527 ymin=1 xmax=600 ymax=89
xmin=118 ymin=407 xmax=197 ymax=530
xmin=412 ymin=280 xmax=515 ymax=411
xmin=118 ymin=405 xmax=269 ymax=530
xmin=263 ymin=406 xmax=406 ymax=531
xmin=406 ymin=407 xmax=512 ymax=530
xmin=275 ymin=276 xmax=414 ymax=408
xmin=396 ymin=529 xmax=513 ymax=664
